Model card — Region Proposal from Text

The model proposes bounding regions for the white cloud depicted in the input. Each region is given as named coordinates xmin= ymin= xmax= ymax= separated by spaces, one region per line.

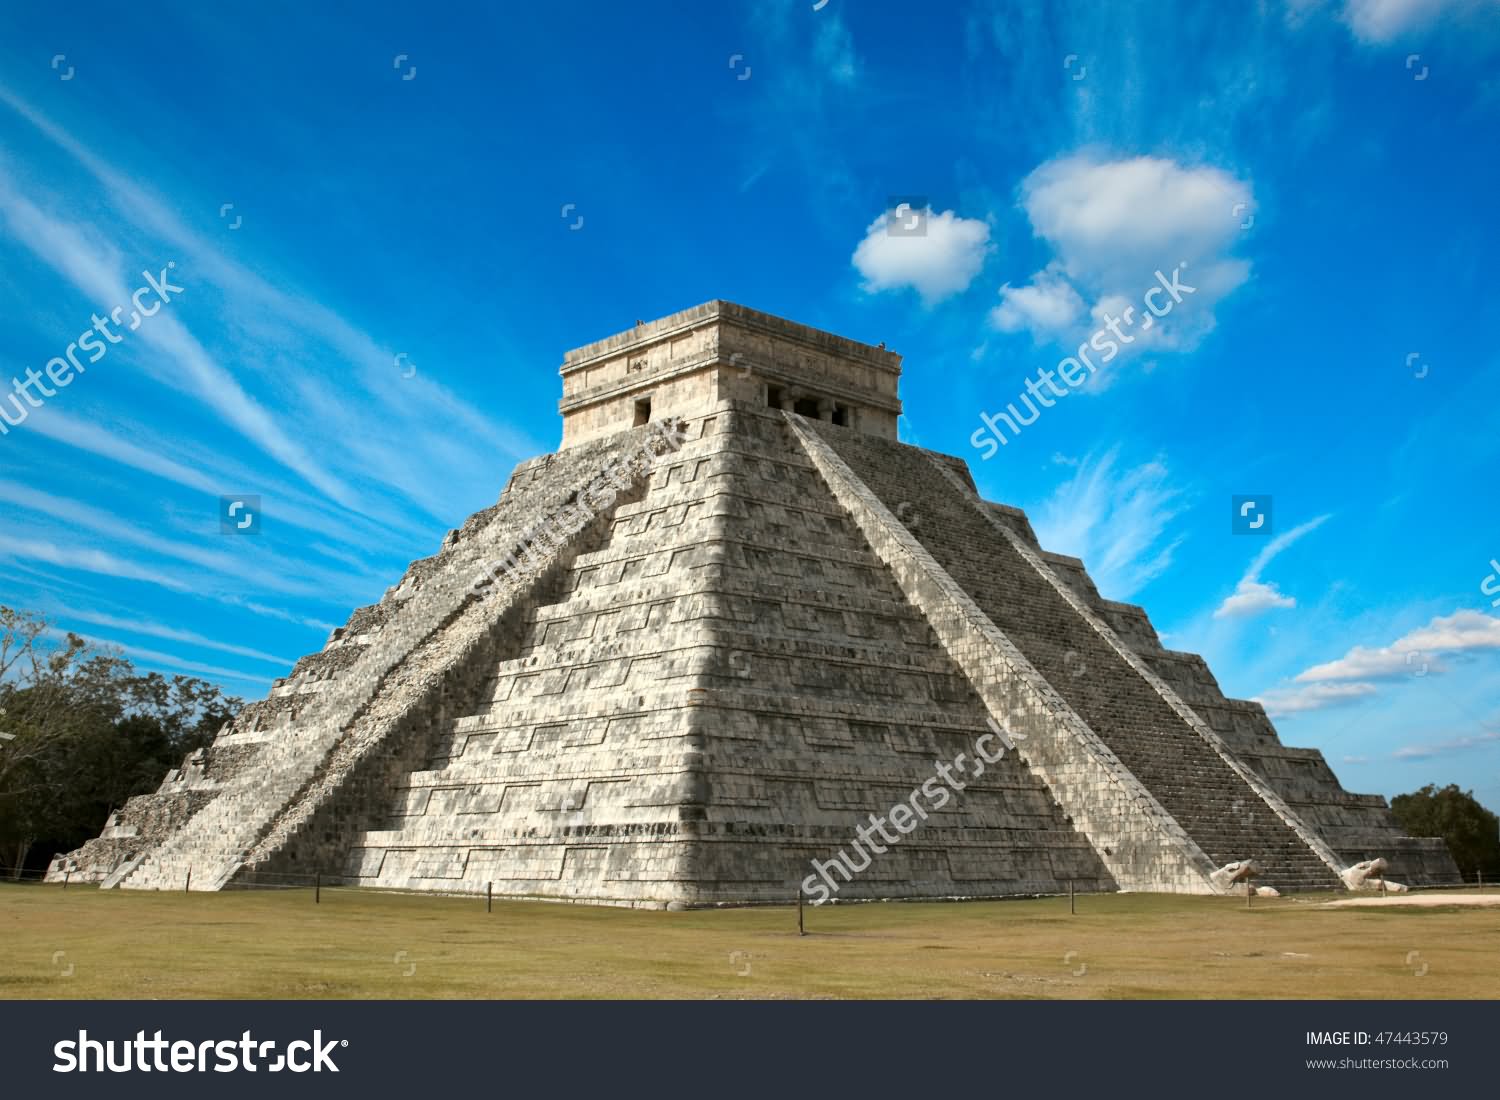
xmin=48 ymin=629 xmax=270 ymax=687
xmin=1255 ymin=681 xmax=1379 ymax=716
xmin=1256 ymin=609 xmax=1500 ymax=722
xmin=1288 ymin=0 xmax=1494 ymax=45
xmin=25 ymin=407 xmax=220 ymax=495
xmin=226 ymin=597 xmax=337 ymax=634
xmin=1213 ymin=515 xmax=1330 ymax=619
xmin=990 ymin=264 xmax=1084 ymax=335
xmin=46 ymin=604 xmax=293 ymax=667
xmin=23 ymin=406 xmax=428 ymax=549
xmin=1296 ymin=610 xmax=1500 ymax=681
xmin=996 ymin=153 xmax=1254 ymax=370
xmin=1215 ymin=580 xmax=1298 ymax=619
xmin=1393 ymin=727 xmax=1500 ymax=760
xmin=852 ymin=206 xmax=992 ymax=305
xmin=0 ymin=173 xmax=359 ymax=508
xmin=1403 ymin=610 xmax=1500 ymax=651
xmin=1030 ymin=448 xmax=1186 ymax=600
xmin=1297 ymin=645 xmax=1431 ymax=681
xmin=0 ymin=480 xmax=347 ymax=599
xmin=0 ymin=87 xmax=541 ymax=523
xmin=814 ymin=17 xmax=858 ymax=85
xmin=1022 ymin=154 xmax=1250 ymax=276
xmin=1337 ymin=0 xmax=1482 ymax=43
xmin=0 ymin=534 xmax=195 ymax=593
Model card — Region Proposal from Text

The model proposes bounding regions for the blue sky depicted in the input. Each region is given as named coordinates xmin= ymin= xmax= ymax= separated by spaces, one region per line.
xmin=1 ymin=0 xmax=1497 ymax=808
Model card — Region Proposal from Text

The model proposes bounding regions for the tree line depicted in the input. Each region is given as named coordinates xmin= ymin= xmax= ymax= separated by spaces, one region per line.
xmin=1390 ymin=784 xmax=1500 ymax=883
xmin=0 ymin=606 xmax=240 ymax=877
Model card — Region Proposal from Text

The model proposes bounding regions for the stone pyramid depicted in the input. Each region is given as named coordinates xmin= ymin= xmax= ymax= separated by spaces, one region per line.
xmin=52 ymin=301 xmax=1458 ymax=904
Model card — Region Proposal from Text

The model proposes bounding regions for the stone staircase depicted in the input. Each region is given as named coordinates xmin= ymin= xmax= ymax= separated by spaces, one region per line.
xmin=320 ymin=406 xmax=1114 ymax=903
xmin=107 ymin=724 xmax=345 ymax=891
xmin=111 ymin=546 xmax=505 ymax=890
xmin=237 ymin=423 xmax=693 ymax=896
xmin=111 ymin=422 xmax=678 ymax=890
xmin=811 ymin=422 xmax=1343 ymax=893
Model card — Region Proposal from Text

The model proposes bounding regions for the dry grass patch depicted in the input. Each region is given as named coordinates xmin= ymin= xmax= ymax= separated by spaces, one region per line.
xmin=3 ymin=884 xmax=1496 ymax=1000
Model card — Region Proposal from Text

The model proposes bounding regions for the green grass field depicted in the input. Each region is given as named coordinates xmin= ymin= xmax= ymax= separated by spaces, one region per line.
xmin=3 ymin=883 xmax=1496 ymax=999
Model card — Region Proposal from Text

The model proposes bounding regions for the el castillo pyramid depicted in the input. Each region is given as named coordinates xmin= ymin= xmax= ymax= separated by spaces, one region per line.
xmin=52 ymin=301 xmax=1459 ymax=903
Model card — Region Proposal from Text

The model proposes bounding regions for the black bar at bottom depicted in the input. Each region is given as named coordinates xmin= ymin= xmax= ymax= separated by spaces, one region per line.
xmin=4 ymin=1000 xmax=1492 ymax=1096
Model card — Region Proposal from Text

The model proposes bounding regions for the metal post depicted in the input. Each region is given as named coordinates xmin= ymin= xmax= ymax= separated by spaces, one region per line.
xmin=315 ymin=872 xmax=321 ymax=904
xmin=1069 ymin=879 xmax=1075 ymax=915
xmin=185 ymin=868 xmax=192 ymax=893
xmin=1381 ymin=878 xmax=1387 ymax=898
xmin=487 ymin=882 xmax=493 ymax=913
xmin=797 ymin=882 xmax=806 ymax=937
xmin=1247 ymin=885 xmax=1252 ymax=909
xmin=63 ymin=870 xmax=70 ymax=890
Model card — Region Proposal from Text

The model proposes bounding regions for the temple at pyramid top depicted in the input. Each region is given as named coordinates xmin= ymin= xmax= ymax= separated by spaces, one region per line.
xmin=559 ymin=299 xmax=903 ymax=447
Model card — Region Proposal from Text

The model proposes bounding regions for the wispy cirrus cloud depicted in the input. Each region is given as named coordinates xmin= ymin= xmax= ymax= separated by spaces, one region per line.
xmin=0 ymin=480 xmax=362 ymax=601
xmin=1029 ymin=448 xmax=1187 ymax=600
xmin=1214 ymin=515 xmax=1330 ymax=619
xmin=813 ymin=12 xmax=858 ymax=86
xmin=0 ymin=86 xmax=541 ymax=524
xmin=1394 ymin=726 xmax=1500 ymax=760
xmin=1292 ymin=0 xmax=1496 ymax=45
xmin=0 ymin=170 xmax=359 ymax=508
xmin=46 ymin=604 xmax=293 ymax=668
xmin=739 ymin=5 xmax=867 ymax=227
xmin=225 ymin=598 xmax=337 ymax=635
xmin=0 ymin=82 xmax=551 ymax=684
xmin=21 ymin=405 xmax=431 ymax=550
xmin=47 ymin=629 xmax=271 ymax=688
xmin=0 ymin=535 xmax=196 ymax=594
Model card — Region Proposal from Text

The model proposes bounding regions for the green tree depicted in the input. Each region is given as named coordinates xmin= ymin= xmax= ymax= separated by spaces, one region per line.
xmin=0 ymin=607 xmax=242 ymax=877
xmin=0 ymin=609 xmax=105 ymax=875
xmin=1390 ymin=784 xmax=1500 ymax=882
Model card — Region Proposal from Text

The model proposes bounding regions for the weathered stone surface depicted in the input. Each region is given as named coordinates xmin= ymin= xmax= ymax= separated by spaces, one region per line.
xmin=49 ymin=302 xmax=1460 ymax=900
xmin=559 ymin=301 xmax=902 ymax=448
